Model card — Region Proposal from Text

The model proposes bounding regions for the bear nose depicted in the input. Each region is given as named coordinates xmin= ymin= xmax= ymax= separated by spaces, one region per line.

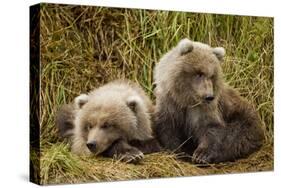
xmin=86 ymin=141 xmax=97 ymax=151
xmin=205 ymin=95 xmax=214 ymax=102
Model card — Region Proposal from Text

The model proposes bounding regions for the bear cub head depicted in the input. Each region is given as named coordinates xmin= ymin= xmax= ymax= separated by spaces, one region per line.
xmin=72 ymin=82 xmax=153 ymax=156
xmin=154 ymin=38 xmax=226 ymax=107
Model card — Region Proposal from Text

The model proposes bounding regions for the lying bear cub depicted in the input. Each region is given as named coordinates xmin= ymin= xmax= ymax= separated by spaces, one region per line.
xmin=153 ymin=38 xmax=265 ymax=164
xmin=56 ymin=80 xmax=161 ymax=163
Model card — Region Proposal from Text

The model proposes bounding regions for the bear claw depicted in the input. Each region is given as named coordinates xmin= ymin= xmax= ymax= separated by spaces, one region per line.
xmin=192 ymin=144 xmax=217 ymax=164
xmin=120 ymin=150 xmax=144 ymax=164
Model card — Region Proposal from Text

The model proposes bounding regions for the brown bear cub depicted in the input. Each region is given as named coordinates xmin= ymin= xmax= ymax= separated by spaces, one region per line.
xmin=154 ymin=38 xmax=265 ymax=164
xmin=56 ymin=80 xmax=161 ymax=163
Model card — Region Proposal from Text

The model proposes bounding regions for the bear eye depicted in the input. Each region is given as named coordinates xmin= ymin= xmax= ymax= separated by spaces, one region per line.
xmin=85 ymin=123 xmax=92 ymax=131
xmin=101 ymin=123 xmax=111 ymax=129
xmin=196 ymin=72 xmax=204 ymax=78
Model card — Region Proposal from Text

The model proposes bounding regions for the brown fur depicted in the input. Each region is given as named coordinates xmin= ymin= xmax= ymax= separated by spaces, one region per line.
xmin=153 ymin=39 xmax=265 ymax=163
xmin=56 ymin=80 xmax=161 ymax=163
xmin=55 ymin=104 xmax=76 ymax=138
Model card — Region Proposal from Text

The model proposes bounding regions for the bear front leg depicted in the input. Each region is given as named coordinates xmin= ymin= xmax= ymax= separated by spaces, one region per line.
xmin=102 ymin=139 xmax=144 ymax=164
xmin=155 ymin=125 xmax=183 ymax=152
xmin=129 ymin=138 xmax=162 ymax=154
xmin=154 ymin=112 xmax=184 ymax=152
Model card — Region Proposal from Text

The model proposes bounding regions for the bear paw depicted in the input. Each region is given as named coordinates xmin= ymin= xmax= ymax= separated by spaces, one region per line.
xmin=192 ymin=140 xmax=219 ymax=164
xmin=120 ymin=149 xmax=144 ymax=164
xmin=192 ymin=146 xmax=218 ymax=164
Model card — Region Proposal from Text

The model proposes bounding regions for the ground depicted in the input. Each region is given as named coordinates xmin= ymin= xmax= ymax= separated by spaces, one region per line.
xmin=33 ymin=3 xmax=273 ymax=185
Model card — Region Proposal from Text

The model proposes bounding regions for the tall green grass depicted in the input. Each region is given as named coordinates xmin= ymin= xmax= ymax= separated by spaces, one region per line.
xmin=38 ymin=3 xmax=273 ymax=184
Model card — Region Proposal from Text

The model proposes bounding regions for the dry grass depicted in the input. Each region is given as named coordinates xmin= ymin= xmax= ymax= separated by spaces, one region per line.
xmin=34 ymin=3 xmax=273 ymax=185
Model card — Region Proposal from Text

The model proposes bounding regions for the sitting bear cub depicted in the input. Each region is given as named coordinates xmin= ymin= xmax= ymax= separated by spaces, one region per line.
xmin=154 ymin=38 xmax=265 ymax=163
xmin=56 ymin=80 xmax=160 ymax=163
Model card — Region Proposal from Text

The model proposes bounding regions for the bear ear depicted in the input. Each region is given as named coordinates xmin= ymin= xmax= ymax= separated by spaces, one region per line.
xmin=177 ymin=38 xmax=194 ymax=55
xmin=74 ymin=94 xmax=89 ymax=109
xmin=126 ymin=96 xmax=142 ymax=113
xmin=213 ymin=47 xmax=225 ymax=61
xmin=126 ymin=96 xmax=153 ymax=140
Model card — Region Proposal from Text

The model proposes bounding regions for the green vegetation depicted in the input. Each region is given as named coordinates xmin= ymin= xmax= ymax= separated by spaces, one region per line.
xmin=37 ymin=3 xmax=273 ymax=185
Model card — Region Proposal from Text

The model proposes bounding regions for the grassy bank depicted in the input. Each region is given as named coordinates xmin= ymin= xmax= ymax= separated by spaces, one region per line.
xmin=36 ymin=3 xmax=273 ymax=185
